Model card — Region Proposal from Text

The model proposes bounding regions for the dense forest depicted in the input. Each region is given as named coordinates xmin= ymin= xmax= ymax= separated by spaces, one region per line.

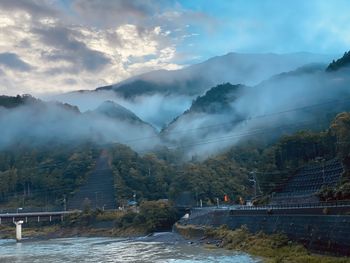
xmin=0 ymin=143 xmax=98 ymax=208
xmin=1 ymin=109 xmax=350 ymax=209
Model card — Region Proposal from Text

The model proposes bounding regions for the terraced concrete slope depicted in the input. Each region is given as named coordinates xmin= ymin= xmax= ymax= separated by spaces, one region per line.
xmin=68 ymin=151 xmax=116 ymax=210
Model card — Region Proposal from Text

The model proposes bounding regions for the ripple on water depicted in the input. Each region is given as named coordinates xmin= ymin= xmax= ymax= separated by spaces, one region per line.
xmin=0 ymin=237 xmax=260 ymax=263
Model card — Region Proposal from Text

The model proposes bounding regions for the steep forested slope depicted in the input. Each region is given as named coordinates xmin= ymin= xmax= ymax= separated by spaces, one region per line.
xmin=326 ymin=51 xmax=350 ymax=71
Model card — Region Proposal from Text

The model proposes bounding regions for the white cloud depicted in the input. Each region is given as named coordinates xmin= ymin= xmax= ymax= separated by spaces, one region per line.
xmin=0 ymin=1 xmax=202 ymax=95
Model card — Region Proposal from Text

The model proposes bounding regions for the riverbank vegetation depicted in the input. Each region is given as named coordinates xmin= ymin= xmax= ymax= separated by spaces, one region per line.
xmin=0 ymin=201 xmax=180 ymax=240
xmin=175 ymin=224 xmax=350 ymax=263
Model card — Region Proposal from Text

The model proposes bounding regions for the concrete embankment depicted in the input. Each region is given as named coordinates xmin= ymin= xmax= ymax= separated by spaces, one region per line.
xmin=176 ymin=208 xmax=350 ymax=256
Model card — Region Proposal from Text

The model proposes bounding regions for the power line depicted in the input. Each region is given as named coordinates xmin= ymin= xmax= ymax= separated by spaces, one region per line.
xmin=116 ymin=96 xmax=350 ymax=144
xmin=1 ymin=97 xmax=350 ymax=201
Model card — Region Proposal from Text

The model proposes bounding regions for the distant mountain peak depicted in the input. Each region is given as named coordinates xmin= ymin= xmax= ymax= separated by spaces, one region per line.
xmin=0 ymin=94 xmax=39 ymax=108
xmin=91 ymin=52 xmax=334 ymax=99
xmin=95 ymin=100 xmax=142 ymax=122
xmin=190 ymin=83 xmax=244 ymax=114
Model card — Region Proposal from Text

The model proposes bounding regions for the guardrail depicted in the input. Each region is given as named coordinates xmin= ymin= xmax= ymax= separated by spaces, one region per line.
xmin=0 ymin=210 xmax=79 ymax=218
xmin=191 ymin=200 xmax=350 ymax=211
xmin=0 ymin=206 xmax=64 ymax=214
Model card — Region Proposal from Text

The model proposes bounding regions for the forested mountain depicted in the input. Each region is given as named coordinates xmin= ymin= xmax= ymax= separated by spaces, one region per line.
xmin=0 ymin=143 xmax=98 ymax=207
xmin=50 ymin=52 xmax=334 ymax=130
xmin=161 ymin=83 xmax=245 ymax=154
xmin=1 ymin=111 xmax=350 ymax=209
xmin=97 ymin=52 xmax=333 ymax=98
xmin=2 ymin=52 xmax=350 ymax=209
xmin=89 ymin=100 xmax=155 ymax=131
xmin=161 ymin=52 xmax=350 ymax=157
xmin=188 ymin=83 xmax=243 ymax=114
xmin=326 ymin=51 xmax=350 ymax=71
xmin=0 ymin=95 xmax=159 ymax=151
xmin=0 ymin=95 xmax=38 ymax=108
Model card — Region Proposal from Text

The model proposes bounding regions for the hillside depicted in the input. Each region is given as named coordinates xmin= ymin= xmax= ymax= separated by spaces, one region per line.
xmin=50 ymin=52 xmax=334 ymax=130
xmin=97 ymin=52 xmax=333 ymax=98
xmin=189 ymin=83 xmax=243 ymax=114
xmin=0 ymin=94 xmax=38 ymax=108
xmin=2 ymin=111 xmax=350 ymax=210
xmin=91 ymin=100 xmax=154 ymax=128
xmin=163 ymin=83 xmax=244 ymax=135
xmin=2 ymin=52 xmax=350 ymax=209
xmin=0 ymin=95 xmax=159 ymax=151
xmin=159 ymin=52 xmax=350 ymax=157
xmin=326 ymin=51 xmax=350 ymax=71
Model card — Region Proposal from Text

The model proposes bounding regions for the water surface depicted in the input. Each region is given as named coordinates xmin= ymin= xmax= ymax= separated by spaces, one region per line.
xmin=0 ymin=234 xmax=260 ymax=263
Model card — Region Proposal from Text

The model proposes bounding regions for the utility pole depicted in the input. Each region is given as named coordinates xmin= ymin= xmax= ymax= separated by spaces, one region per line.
xmin=95 ymin=192 xmax=98 ymax=209
xmin=249 ymin=171 xmax=257 ymax=199
xmin=322 ymin=159 xmax=325 ymax=185
xmin=316 ymin=157 xmax=326 ymax=185
xmin=63 ymin=195 xmax=67 ymax=211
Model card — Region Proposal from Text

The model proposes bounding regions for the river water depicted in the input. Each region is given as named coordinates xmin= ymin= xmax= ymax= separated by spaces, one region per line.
xmin=0 ymin=233 xmax=260 ymax=263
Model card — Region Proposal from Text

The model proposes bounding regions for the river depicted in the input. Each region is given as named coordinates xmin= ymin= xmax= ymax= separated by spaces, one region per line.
xmin=0 ymin=233 xmax=260 ymax=263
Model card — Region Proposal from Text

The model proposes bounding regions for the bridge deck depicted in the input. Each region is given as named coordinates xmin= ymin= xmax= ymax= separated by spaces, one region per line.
xmin=0 ymin=210 xmax=79 ymax=224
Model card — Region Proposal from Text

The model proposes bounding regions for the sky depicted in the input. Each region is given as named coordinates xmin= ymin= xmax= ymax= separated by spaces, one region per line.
xmin=0 ymin=0 xmax=349 ymax=95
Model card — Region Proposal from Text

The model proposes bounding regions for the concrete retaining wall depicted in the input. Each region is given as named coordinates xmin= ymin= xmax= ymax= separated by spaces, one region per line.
xmin=184 ymin=209 xmax=350 ymax=256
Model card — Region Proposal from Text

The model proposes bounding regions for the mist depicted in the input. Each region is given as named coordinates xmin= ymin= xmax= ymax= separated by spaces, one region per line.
xmin=46 ymin=90 xmax=193 ymax=130
xmin=0 ymin=100 xmax=160 ymax=151
xmin=3 ymin=53 xmax=349 ymax=159
xmin=161 ymin=66 xmax=350 ymax=158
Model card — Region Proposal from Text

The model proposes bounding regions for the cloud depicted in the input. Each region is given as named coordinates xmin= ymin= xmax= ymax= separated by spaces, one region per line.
xmin=0 ymin=0 xmax=57 ymax=17
xmin=49 ymin=90 xmax=193 ymax=130
xmin=0 ymin=0 xmax=198 ymax=95
xmin=1 ymin=0 xmax=347 ymax=96
xmin=0 ymin=100 xmax=160 ymax=151
xmin=0 ymin=53 xmax=32 ymax=71
xmin=71 ymin=0 xmax=160 ymax=27
xmin=33 ymin=26 xmax=111 ymax=72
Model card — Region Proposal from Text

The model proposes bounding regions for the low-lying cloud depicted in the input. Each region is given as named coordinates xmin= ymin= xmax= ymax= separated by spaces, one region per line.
xmin=0 ymin=101 xmax=160 ymax=151
xmin=48 ymin=90 xmax=193 ymax=130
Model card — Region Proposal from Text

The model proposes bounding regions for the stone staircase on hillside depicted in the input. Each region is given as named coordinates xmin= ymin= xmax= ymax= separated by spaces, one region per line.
xmin=67 ymin=153 xmax=116 ymax=210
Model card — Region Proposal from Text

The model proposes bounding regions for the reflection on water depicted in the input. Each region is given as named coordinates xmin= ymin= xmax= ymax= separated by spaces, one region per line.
xmin=0 ymin=235 xmax=260 ymax=263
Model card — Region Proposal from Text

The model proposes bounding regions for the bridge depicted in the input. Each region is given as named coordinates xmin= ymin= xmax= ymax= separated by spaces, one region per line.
xmin=0 ymin=210 xmax=79 ymax=241
xmin=0 ymin=210 xmax=78 ymax=225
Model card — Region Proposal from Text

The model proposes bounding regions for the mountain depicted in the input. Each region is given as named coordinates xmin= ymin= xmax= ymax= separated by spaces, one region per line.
xmin=0 ymin=94 xmax=39 ymax=108
xmin=161 ymin=83 xmax=246 ymax=155
xmin=90 ymin=100 xmax=156 ymax=131
xmin=160 ymin=53 xmax=350 ymax=157
xmin=164 ymin=83 xmax=244 ymax=132
xmin=189 ymin=83 xmax=244 ymax=114
xmin=326 ymin=51 xmax=350 ymax=72
xmin=0 ymin=96 xmax=159 ymax=151
xmin=97 ymin=52 xmax=334 ymax=98
xmin=93 ymin=100 xmax=145 ymax=123
xmin=50 ymin=52 xmax=335 ymax=131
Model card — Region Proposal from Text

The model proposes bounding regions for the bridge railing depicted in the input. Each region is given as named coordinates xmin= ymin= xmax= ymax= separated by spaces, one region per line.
xmin=0 ymin=206 xmax=64 ymax=214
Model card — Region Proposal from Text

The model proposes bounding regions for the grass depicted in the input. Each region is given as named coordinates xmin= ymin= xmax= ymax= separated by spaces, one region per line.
xmin=176 ymin=224 xmax=350 ymax=263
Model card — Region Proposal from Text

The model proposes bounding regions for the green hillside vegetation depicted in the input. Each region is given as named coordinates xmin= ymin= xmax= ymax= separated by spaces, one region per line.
xmin=164 ymin=83 xmax=244 ymax=133
xmin=205 ymin=225 xmax=350 ymax=263
xmin=189 ymin=83 xmax=243 ymax=113
xmin=92 ymin=100 xmax=153 ymax=129
xmin=0 ymin=143 xmax=98 ymax=208
xmin=326 ymin=51 xmax=350 ymax=72
xmin=1 ymin=109 xmax=350 ymax=208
